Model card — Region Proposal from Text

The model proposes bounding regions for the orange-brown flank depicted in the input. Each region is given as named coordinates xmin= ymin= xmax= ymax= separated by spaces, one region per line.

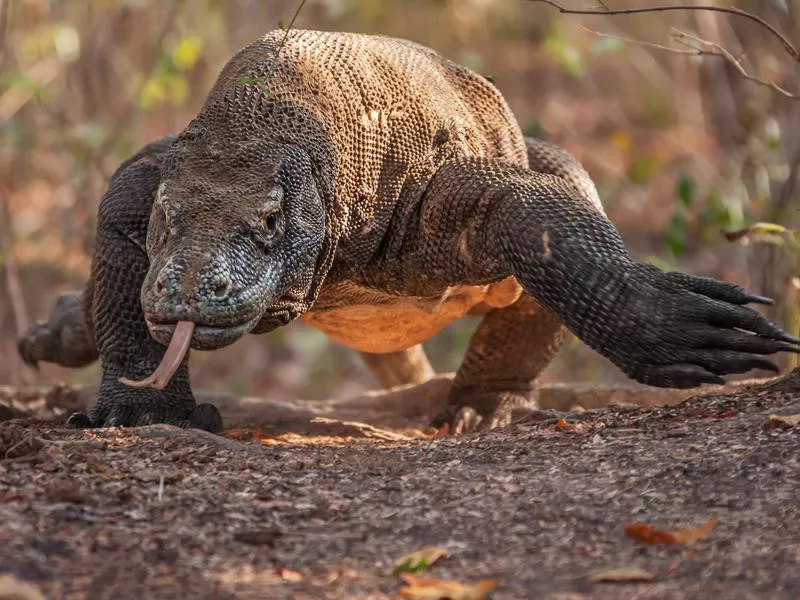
xmin=302 ymin=277 xmax=525 ymax=353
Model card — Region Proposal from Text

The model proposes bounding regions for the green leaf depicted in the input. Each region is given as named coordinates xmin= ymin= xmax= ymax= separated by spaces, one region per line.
xmin=591 ymin=36 xmax=624 ymax=55
xmin=722 ymin=222 xmax=798 ymax=248
xmin=627 ymin=155 xmax=659 ymax=185
xmin=544 ymin=34 xmax=585 ymax=78
xmin=665 ymin=213 xmax=688 ymax=257
xmin=278 ymin=20 xmax=286 ymax=30
xmin=700 ymin=195 xmax=743 ymax=232
xmin=676 ymin=174 xmax=694 ymax=209
xmin=392 ymin=547 xmax=448 ymax=576
xmin=524 ymin=120 xmax=546 ymax=139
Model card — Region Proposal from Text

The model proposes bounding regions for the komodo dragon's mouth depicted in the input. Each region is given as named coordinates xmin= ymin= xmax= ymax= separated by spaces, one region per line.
xmin=120 ymin=318 xmax=257 ymax=390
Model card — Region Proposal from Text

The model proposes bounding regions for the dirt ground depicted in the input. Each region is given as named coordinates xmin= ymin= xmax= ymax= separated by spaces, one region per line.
xmin=1 ymin=373 xmax=799 ymax=600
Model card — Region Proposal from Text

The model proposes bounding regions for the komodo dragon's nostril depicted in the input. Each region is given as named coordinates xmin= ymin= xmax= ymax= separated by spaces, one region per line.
xmin=213 ymin=281 xmax=230 ymax=299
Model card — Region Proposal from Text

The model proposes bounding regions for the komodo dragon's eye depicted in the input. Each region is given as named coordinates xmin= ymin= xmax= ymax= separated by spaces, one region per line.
xmin=263 ymin=212 xmax=279 ymax=234
xmin=252 ymin=186 xmax=284 ymax=248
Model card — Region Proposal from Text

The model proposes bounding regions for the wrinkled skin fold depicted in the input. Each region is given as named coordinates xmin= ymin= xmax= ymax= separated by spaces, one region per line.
xmin=17 ymin=30 xmax=800 ymax=434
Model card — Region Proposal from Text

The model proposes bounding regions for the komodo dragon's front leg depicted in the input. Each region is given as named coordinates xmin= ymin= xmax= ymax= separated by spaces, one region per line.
xmin=393 ymin=155 xmax=799 ymax=431
xmin=356 ymin=138 xmax=596 ymax=400
xmin=68 ymin=138 xmax=221 ymax=432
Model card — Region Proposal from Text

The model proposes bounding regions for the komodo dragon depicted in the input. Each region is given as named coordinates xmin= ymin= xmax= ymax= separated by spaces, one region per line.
xmin=18 ymin=30 xmax=800 ymax=434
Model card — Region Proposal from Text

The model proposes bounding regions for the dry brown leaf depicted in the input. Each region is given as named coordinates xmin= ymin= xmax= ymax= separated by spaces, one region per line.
xmin=586 ymin=568 xmax=655 ymax=583
xmin=768 ymin=414 xmax=800 ymax=428
xmin=393 ymin=546 xmax=449 ymax=575
xmin=672 ymin=517 xmax=718 ymax=544
xmin=274 ymin=567 xmax=302 ymax=582
xmin=624 ymin=523 xmax=677 ymax=544
xmin=625 ymin=518 xmax=717 ymax=546
xmin=554 ymin=418 xmax=573 ymax=431
xmin=398 ymin=573 xmax=497 ymax=599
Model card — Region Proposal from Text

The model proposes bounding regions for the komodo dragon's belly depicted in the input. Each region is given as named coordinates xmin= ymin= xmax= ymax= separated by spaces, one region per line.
xmin=301 ymin=277 xmax=524 ymax=353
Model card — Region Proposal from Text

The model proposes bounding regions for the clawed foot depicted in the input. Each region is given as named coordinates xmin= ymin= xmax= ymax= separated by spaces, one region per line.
xmin=68 ymin=402 xmax=222 ymax=433
xmin=431 ymin=390 xmax=538 ymax=434
xmin=68 ymin=377 xmax=222 ymax=433
xmin=605 ymin=266 xmax=800 ymax=387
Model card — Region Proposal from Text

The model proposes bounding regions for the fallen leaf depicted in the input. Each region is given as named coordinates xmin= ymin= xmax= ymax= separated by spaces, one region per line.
xmin=554 ymin=418 xmax=574 ymax=431
xmin=769 ymin=414 xmax=800 ymax=428
xmin=224 ymin=428 xmax=274 ymax=443
xmin=398 ymin=573 xmax=496 ymax=599
xmin=672 ymin=517 xmax=718 ymax=545
xmin=624 ymin=517 xmax=717 ymax=545
xmin=274 ymin=567 xmax=302 ymax=582
xmin=624 ymin=523 xmax=677 ymax=544
xmin=586 ymin=568 xmax=655 ymax=583
xmin=393 ymin=546 xmax=449 ymax=575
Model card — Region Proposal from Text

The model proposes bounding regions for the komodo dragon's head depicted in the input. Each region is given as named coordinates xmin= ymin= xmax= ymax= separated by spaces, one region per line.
xmin=122 ymin=127 xmax=327 ymax=390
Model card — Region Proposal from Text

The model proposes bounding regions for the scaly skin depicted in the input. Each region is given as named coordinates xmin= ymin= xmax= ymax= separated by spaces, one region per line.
xmin=19 ymin=30 xmax=800 ymax=434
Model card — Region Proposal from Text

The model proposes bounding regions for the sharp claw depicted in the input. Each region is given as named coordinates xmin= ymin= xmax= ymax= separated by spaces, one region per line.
xmin=745 ymin=294 xmax=774 ymax=305
xmin=778 ymin=332 xmax=800 ymax=345
xmin=67 ymin=412 xmax=93 ymax=429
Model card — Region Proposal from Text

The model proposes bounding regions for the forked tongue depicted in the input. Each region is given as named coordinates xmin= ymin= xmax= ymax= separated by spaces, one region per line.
xmin=119 ymin=320 xmax=195 ymax=390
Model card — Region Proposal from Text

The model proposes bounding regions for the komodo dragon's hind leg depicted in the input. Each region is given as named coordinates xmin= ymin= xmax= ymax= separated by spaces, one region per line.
xmin=18 ymin=290 xmax=99 ymax=369
xmin=359 ymin=344 xmax=435 ymax=389
xmin=431 ymin=294 xmax=564 ymax=433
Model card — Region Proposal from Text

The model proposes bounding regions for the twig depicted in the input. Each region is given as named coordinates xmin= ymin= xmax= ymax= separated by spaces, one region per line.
xmin=274 ymin=0 xmax=309 ymax=62
xmin=259 ymin=0 xmax=309 ymax=87
xmin=672 ymin=29 xmax=798 ymax=99
xmin=530 ymin=0 xmax=800 ymax=63
xmin=580 ymin=25 xmax=697 ymax=56
xmin=580 ymin=25 xmax=799 ymax=100
xmin=2 ymin=434 xmax=35 ymax=460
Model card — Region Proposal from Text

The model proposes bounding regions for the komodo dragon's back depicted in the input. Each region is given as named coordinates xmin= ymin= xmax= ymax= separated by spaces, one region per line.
xmin=190 ymin=30 xmax=528 ymax=263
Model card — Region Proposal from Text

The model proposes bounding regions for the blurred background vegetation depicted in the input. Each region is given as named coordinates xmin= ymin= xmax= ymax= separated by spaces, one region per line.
xmin=1 ymin=0 xmax=798 ymax=400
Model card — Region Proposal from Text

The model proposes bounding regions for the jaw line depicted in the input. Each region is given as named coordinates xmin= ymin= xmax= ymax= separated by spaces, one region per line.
xmin=147 ymin=316 xmax=260 ymax=350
